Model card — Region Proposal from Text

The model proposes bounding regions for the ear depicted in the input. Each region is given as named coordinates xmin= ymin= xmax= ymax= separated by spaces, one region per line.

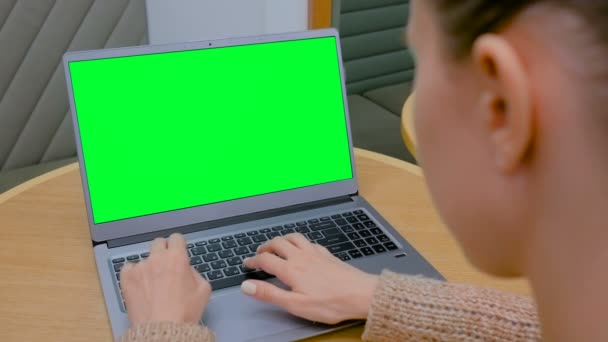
xmin=472 ymin=34 xmax=534 ymax=173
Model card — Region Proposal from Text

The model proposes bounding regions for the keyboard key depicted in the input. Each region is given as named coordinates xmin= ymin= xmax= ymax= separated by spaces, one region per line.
xmin=260 ymin=228 xmax=272 ymax=233
xmin=322 ymin=228 xmax=341 ymax=237
xmin=340 ymin=225 xmax=354 ymax=233
xmin=309 ymin=221 xmax=336 ymax=231
xmin=335 ymin=218 xmax=348 ymax=226
xmin=307 ymin=231 xmax=323 ymax=240
xmin=234 ymin=247 xmax=249 ymax=255
xmin=365 ymin=237 xmax=379 ymax=245
xmin=346 ymin=217 xmax=359 ymax=224
xmin=207 ymin=244 xmax=222 ymax=253
xmin=187 ymin=243 xmax=194 ymax=248
xmin=112 ymin=257 xmax=125 ymax=264
xmin=195 ymin=264 xmax=211 ymax=273
xmin=353 ymin=210 xmax=364 ymax=215
xmin=209 ymin=238 xmax=221 ymax=244
xmin=203 ymin=253 xmax=219 ymax=262
xmin=249 ymin=244 xmax=261 ymax=253
xmin=247 ymin=231 xmax=259 ymax=236
xmin=219 ymin=250 xmax=234 ymax=259
xmin=359 ymin=230 xmax=372 ymax=238
xmin=327 ymin=242 xmax=356 ymax=254
xmin=347 ymin=232 xmax=361 ymax=240
xmin=295 ymin=226 xmax=310 ymax=234
xmin=384 ymin=242 xmax=398 ymax=250
xmin=372 ymin=244 xmax=387 ymax=254
xmin=227 ymin=257 xmax=242 ymax=266
xmin=282 ymin=228 xmax=295 ymax=235
xmin=349 ymin=250 xmax=364 ymax=259
xmin=237 ymin=237 xmax=253 ymax=246
xmin=296 ymin=221 xmax=307 ymax=226
xmin=209 ymin=271 xmax=273 ymax=291
xmin=307 ymin=218 xmax=319 ymax=224
xmin=341 ymin=212 xmax=353 ymax=217
xmin=207 ymin=270 xmax=224 ymax=280
xmin=377 ymin=234 xmax=391 ymax=243
xmin=331 ymin=214 xmax=342 ymax=219
xmin=114 ymin=263 xmax=125 ymax=272
xmin=195 ymin=241 xmax=207 ymax=246
xmin=115 ymin=272 xmax=120 ymax=281
xmin=190 ymin=256 xmax=203 ymax=265
xmin=267 ymin=232 xmax=281 ymax=239
xmin=271 ymin=226 xmax=284 ymax=231
xmin=221 ymin=236 xmax=234 ymax=241
xmin=223 ymin=267 xmax=240 ymax=277
xmin=353 ymin=223 xmax=365 ymax=230
xmin=364 ymin=220 xmax=377 ymax=228
xmin=370 ymin=228 xmax=383 ymax=235
xmin=334 ymin=252 xmax=351 ymax=261
xmin=283 ymin=223 xmax=296 ymax=229
xmin=361 ymin=247 xmax=375 ymax=256
xmin=357 ymin=214 xmax=370 ymax=221
xmin=320 ymin=217 xmax=331 ymax=222
xmin=317 ymin=234 xmax=349 ymax=246
xmin=222 ymin=240 xmax=237 ymax=249
xmin=192 ymin=246 xmax=206 ymax=255
xmin=244 ymin=253 xmax=255 ymax=259
xmin=252 ymin=235 xmax=268 ymax=243
xmin=126 ymin=255 xmax=139 ymax=261
xmin=235 ymin=233 xmax=246 ymax=238
xmin=211 ymin=260 xmax=227 ymax=269
xmin=353 ymin=239 xmax=367 ymax=248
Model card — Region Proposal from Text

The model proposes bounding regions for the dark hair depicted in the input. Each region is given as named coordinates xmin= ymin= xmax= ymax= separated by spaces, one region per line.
xmin=431 ymin=1 xmax=608 ymax=59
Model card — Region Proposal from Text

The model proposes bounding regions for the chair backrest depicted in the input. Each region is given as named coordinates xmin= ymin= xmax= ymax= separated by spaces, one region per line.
xmin=0 ymin=0 xmax=148 ymax=172
xmin=336 ymin=0 xmax=414 ymax=94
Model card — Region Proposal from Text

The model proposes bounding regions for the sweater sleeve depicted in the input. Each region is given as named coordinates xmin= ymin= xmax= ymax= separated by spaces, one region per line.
xmin=363 ymin=271 xmax=541 ymax=341
xmin=119 ymin=322 xmax=215 ymax=342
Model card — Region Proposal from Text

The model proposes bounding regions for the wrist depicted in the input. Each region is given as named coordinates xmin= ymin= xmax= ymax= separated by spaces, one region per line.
xmin=349 ymin=274 xmax=379 ymax=320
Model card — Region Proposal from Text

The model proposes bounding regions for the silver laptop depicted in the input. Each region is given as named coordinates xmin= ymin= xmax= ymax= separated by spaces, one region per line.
xmin=63 ymin=29 xmax=442 ymax=341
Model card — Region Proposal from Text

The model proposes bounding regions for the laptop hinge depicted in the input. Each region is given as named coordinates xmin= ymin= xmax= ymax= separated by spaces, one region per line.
xmin=107 ymin=195 xmax=354 ymax=248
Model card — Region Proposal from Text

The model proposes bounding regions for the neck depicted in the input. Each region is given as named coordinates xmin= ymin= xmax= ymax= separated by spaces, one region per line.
xmin=526 ymin=160 xmax=608 ymax=341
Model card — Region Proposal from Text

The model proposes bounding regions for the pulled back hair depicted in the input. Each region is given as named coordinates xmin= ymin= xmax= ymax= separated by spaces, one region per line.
xmin=431 ymin=1 xmax=608 ymax=59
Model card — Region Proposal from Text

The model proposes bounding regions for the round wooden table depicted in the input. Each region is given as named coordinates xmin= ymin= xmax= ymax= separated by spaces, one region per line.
xmin=0 ymin=149 xmax=530 ymax=341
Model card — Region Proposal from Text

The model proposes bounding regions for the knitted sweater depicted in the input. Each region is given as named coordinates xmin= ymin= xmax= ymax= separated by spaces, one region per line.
xmin=120 ymin=271 xmax=541 ymax=342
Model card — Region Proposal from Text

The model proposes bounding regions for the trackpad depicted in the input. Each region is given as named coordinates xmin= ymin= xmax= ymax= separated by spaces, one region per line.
xmin=203 ymin=287 xmax=313 ymax=341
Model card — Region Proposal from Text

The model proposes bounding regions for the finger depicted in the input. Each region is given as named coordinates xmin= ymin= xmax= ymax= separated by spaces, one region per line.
xmin=241 ymin=279 xmax=297 ymax=309
xmin=314 ymin=244 xmax=332 ymax=256
xmin=257 ymin=237 xmax=297 ymax=258
xmin=244 ymin=252 xmax=287 ymax=277
xmin=150 ymin=237 xmax=168 ymax=255
xmin=168 ymin=233 xmax=188 ymax=257
xmin=283 ymin=233 xmax=313 ymax=250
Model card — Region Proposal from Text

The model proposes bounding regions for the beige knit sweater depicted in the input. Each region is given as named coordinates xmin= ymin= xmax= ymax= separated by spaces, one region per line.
xmin=120 ymin=271 xmax=541 ymax=342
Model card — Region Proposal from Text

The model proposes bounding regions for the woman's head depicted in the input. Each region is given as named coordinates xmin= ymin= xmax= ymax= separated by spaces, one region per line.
xmin=408 ymin=1 xmax=608 ymax=276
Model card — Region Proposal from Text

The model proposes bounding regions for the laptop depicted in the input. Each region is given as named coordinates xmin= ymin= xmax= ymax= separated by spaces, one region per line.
xmin=62 ymin=29 xmax=442 ymax=341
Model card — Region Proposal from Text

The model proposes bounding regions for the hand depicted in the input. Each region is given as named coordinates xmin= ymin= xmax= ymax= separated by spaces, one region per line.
xmin=120 ymin=233 xmax=211 ymax=325
xmin=240 ymin=234 xmax=379 ymax=325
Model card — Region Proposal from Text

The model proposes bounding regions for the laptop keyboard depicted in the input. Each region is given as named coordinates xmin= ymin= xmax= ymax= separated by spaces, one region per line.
xmin=110 ymin=209 xmax=399 ymax=311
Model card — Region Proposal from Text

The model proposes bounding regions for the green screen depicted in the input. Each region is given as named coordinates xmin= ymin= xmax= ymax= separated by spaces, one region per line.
xmin=69 ymin=37 xmax=353 ymax=224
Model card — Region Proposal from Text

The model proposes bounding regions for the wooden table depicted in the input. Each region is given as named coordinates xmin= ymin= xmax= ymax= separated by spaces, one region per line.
xmin=0 ymin=149 xmax=531 ymax=341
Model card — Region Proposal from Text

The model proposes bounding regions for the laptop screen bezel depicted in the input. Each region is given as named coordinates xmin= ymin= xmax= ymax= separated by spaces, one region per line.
xmin=63 ymin=28 xmax=359 ymax=243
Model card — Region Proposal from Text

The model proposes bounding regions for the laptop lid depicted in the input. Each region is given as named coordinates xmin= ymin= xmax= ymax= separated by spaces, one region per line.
xmin=63 ymin=29 xmax=358 ymax=243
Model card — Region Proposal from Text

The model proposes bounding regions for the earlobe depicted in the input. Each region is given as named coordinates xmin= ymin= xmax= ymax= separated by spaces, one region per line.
xmin=473 ymin=34 xmax=534 ymax=174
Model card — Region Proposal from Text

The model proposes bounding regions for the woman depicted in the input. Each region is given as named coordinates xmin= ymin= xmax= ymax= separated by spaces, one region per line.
xmin=119 ymin=0 xmax=608 ymax=341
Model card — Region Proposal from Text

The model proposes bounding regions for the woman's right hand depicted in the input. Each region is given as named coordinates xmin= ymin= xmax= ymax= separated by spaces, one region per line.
xmin=240 ymin=233 xmax=379 ymax=325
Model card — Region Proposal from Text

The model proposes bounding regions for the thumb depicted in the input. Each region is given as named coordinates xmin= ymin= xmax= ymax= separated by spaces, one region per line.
xmin=240 ymin=280 xmax=293 ymax=308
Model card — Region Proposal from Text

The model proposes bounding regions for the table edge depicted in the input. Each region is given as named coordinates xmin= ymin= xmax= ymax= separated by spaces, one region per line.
xmin=0 ymin=149 xmax=421 ymax=205
xmin=0 ymin=163 xmax=80 ymax=205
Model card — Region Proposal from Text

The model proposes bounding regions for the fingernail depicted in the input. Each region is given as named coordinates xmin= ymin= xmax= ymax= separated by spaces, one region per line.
xmin=241 ymin=281 xmax=257 ymax=295
xmin=256 ymin=245 xmax=262 ymax=252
